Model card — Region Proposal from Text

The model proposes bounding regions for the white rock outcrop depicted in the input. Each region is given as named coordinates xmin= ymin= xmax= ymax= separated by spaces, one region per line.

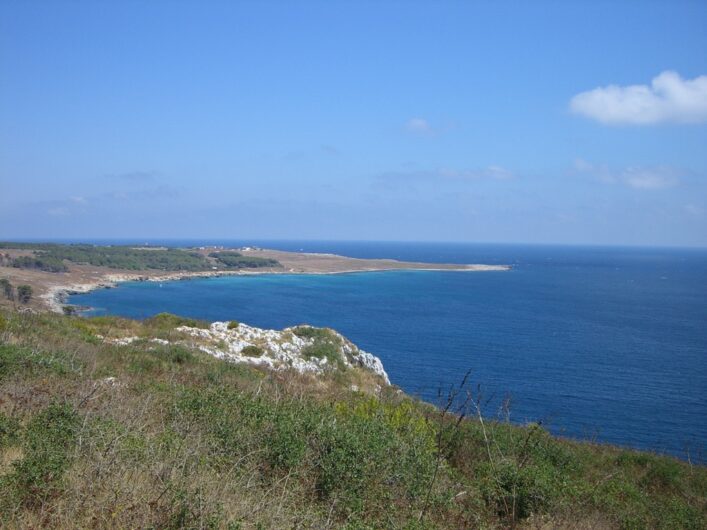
xmin=177 ymin=321 xmax=390 ymax=384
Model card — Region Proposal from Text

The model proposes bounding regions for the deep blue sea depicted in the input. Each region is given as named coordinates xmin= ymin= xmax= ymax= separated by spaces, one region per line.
xmin=69 ymin=241 xmax=707 ymax=461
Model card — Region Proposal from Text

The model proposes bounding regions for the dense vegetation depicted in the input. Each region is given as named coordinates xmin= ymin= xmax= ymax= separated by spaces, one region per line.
xmin=209 ymin=251 xmax=281 ymax=269
xmin=16 ymin=285 xmax=32 ymax=304
xmin=0 ymin=310 xmax=704 ymax=529
xmin=0 ymin=243 xmax=281 ymax=272
xmin=0 ymin=279 xmax=32 ymax=304
xmin=8 ymin=255 xmax=69 ymax=272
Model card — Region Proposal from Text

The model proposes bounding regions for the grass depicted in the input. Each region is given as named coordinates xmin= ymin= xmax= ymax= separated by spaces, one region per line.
xmin=0 ymin=308 xmax=704 ymax=528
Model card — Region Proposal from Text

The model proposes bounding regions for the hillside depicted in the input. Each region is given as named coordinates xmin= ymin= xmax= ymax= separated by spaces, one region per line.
xmin=0 ymin=309 xmax=705 ymax=529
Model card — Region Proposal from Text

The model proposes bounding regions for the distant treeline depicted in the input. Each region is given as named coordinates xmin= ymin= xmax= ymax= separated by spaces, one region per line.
xmin=0 ymin=252 xmax=69 ymax=273
xmin=0 ymin=243 xmax=281 ymax=272
xmin=208 ymin=251 xmax=280 ymax=269
xmin=11 ymin=255 xmax=68 ymax=272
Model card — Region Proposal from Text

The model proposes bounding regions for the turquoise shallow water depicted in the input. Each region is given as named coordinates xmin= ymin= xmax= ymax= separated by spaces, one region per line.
xmin=70 ymin=242 xmax=707 ymax=461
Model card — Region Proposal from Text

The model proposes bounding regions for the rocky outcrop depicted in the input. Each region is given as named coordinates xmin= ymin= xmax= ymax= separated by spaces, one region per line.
xmin=177 ymin=321 xmax=391 ymax=384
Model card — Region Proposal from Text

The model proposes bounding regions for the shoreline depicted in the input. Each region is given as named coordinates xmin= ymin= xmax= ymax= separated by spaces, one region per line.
xmin=48 ymin=263 xmax=510 ymax=314
xmin=0 ymin=244 xmax=510 ymax=313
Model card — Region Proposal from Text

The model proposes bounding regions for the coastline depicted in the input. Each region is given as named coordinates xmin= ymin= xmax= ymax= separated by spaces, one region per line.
xmin=46 ymin=262 xmax=510 ymax=314
xmin=6 ymin=247 xmax=510 ymax=313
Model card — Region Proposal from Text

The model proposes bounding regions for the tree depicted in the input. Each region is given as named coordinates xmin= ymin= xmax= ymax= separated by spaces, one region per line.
xmin=0 ymin=278 xmax=13 ymax=300
xmin=17 ymin=284 xmax=32 ymax=304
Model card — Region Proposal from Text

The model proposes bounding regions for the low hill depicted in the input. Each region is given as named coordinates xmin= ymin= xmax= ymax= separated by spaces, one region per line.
xmin=0 ymin=310 xmax=704 ymax=528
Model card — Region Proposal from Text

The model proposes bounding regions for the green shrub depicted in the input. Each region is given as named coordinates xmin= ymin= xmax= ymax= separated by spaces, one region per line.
xmin=301 ymin=340 xmax=342 ymax=366
xmin=0 ymin=344 xmax=79 ymax=381
xmin=8 ymin=403 xmax=79 ymax=507
xmin=16 ymin=285 xmax=32 ymax=304
xmin=240 ymin=345 xmax=263 ymax=357
xmin=0 ymin=411 xmax=20 ymax=448
xmin=165 ymin=346 xmax=195 ymax=364
xmin=144 ymin=312 xmax=209 ymax=330
xmin=292 ymin=325 xmax=332 ymax=340
xmin=264 ymin=408 xmax=310 ymax=470
xmin=0 ymin=278 xmax=13 ymax=300
xmin=227 ymin=320 xmax=239 ymax=329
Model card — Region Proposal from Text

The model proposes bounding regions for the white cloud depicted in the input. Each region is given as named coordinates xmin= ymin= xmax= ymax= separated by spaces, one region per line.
xmin=621 ymin=167 xmax=678 ymax=190
xmin=378 ymin=165 xmax=514 ymax=183
xmin=405 ymin=117 xmax=432 ymax=134
xmin=104 ymin=170 xmax=158 ymax=182
xmin=438 ymin=166 xmax=514 ymax=180
xmin=685 ymin=204 xmax=704 ymax=217
xmin=574 ymin=159 xmax=680 ymax=189
xmin=570 ymin=71 xmax=707 ymax=125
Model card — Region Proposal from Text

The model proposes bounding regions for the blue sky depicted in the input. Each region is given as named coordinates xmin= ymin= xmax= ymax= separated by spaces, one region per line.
xmin=1 ymin=1 xmax=706 ymax=246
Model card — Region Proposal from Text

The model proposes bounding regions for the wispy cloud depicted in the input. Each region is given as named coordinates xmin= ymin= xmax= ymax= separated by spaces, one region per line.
xmin=405 ymin=117 xmax=433 ymax=134
xmin=573 ymin=159 xmax=681 ymax=189
xmin=103 ymin=184 xmax=181 ymax=202
xmin=570 ymin=71 xmax=707 ymax=125
xmin=321 ymin=144 xmax=340 ymax=156
xmin=377 ymin=165 xmax=514 ymax=184
xmin=34 ymin=184 xmax=181 ymax=218
xmin=104 ymin=170 xmax=159 ymax=182
xmin=435 ymin=166 xmax=514 ymax=181
xmin=684 ymin=204 xmax=704 ymax=217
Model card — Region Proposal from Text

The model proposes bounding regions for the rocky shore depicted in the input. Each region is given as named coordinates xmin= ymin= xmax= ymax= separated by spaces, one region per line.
xmin=102 ymin=320 xmax=391 ymax=384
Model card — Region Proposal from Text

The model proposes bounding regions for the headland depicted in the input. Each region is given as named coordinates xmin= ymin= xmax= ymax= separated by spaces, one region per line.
xmin=0 ymin=243 xmax=509 ymax=313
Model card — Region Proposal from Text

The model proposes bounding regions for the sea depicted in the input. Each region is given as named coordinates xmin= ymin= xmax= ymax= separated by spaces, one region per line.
xmin=68 ymin=241 xmax=707 ymax=461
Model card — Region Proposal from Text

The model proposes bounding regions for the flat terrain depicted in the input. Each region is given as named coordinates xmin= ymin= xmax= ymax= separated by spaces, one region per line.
xmin=239 ymin=247 xmax=508 ymax=273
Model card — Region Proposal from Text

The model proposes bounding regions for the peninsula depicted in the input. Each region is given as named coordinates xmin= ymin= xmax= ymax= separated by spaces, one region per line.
xmin=0 ymin=242 xmax=509 ymax=313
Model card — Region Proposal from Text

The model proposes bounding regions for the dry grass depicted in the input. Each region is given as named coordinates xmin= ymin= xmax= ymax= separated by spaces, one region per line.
xmin=0 ymin=309 xmax=705 ymax=529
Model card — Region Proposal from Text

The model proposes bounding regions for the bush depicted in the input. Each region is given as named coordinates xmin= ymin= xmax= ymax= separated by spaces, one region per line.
xmin=165 ymin=346 xmax=195 ymax=364
xmin=0 ymin=344 xmax=79 ymax=381
xmin=227 ymin=320 xmax=239 ymax=329
xmin=241 ymin=345 xmax=263 ymax=357
xmin=295 ymin=327 xmax=344 ymax=367
xmin=0 ymin=411 xmax=20 ymax=448
xmin=16 ymin=285 xmax=32 ymax=304
xmin=301 ymin=341 xmax=342 ymax=366
xmin=0 ymin=278 xmax=13 ymax=300
xmin=144 ymin=312 xmax=209 ymax=330
xmin=292 ymin=325 xmax=332 ymax=340
xmin=7 ymin=403 xmax=79 ymax=507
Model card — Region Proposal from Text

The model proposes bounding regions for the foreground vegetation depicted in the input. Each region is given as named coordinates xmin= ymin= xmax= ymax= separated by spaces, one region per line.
xmin=0 ymin=243 xmax=282 ymax=272
xmin=0 ymin=310 xmax=704 ymax=529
